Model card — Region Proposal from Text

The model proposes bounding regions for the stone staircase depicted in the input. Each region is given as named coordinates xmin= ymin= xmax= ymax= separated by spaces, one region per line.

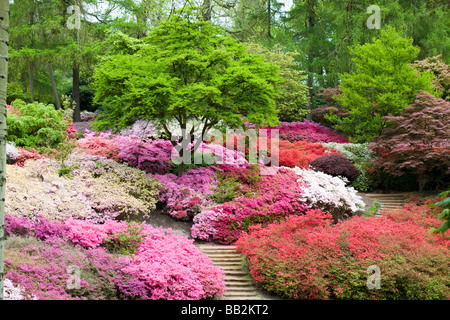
xmin=364 ymin=192 xmax=411 ymax=215
xmin=196 ymin=244 xmax=265 ymax=300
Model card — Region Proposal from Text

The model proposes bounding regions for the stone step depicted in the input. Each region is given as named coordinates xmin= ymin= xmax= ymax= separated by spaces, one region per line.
xmin=225 ymin=275 xmax=254 ymax=281
xmin=198 ymin=245 xmax=237 ymax=250
xmin=222 ymin=296 xmax=264 ymax=300
xmin=207 ymin=255 xmax=242 ymax=262
xmin=224 ymin=291 xmax=262 ymax=297
xmin=216 ymin=265 xmax=245 ymax=271
xmin=203 ymin=252 xmax=242 ymax=257
xmin=225 ymin=281 xmax=255 ymax=287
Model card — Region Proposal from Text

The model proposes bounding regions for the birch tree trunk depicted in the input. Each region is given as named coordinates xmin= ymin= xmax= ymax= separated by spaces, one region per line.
xmin=48 ymin=63 xmax=61 ymax=110
xmin=0 ymin=0 xmax=9 ymax=301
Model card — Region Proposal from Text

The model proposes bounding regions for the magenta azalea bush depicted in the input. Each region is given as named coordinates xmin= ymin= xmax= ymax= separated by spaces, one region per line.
xmin=266 ymin=120 xmax=349 ymax=143
xmin=192 ymin=167 xmax=309 ymax=244
xmin=4 ymin=214 xmax=226 ymax=300
xmin=150 ymin=166 xmax=219 ymax=219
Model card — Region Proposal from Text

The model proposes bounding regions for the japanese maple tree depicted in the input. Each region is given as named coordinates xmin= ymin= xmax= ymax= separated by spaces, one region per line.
xmin=370 ymin=92 xmax=450 ymax=191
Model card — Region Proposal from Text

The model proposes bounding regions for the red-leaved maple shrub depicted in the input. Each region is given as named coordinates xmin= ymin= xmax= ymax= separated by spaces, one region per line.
xmin=370 ymin=92 xmax=450 ymax=191
xmin=309 ymin=154 xmax=360 ymax=181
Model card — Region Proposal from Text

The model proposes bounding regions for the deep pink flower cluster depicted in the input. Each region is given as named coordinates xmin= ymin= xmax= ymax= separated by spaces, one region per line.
xmin=5 ymin=215 xmax=226 ymax=300
xmin=150 ymin=166 xmax=219 ymax=219
xmin=266 ymin=120 xmax=349 ymax=143
xmin=192 ymin=168 xmax=309 ymax=244
xmin=5 ymin=214 xmax=69 ymax=241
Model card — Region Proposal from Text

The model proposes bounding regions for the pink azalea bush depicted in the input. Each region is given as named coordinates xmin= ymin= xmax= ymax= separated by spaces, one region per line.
xmin=266 ymin=120 xmax=349 ymax=143
xmin=5 ymin=215 xmax=226 ymax=300
xmin=112 ymin=135 xmax=175 ymax=174
xmin=150 ymin=166 xmax=219 ymax=219
xmin=191 ymin=167 xmax=309 ymax=244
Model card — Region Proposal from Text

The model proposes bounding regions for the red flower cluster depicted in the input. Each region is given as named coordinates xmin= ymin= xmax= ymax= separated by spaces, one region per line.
xmin=277 ymin=140 xmax=338 ymax=168
xmin=236 ymin=200 xmax=450 ymax=299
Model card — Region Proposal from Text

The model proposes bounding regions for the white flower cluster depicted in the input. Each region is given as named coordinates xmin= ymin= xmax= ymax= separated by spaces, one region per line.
xmin=3 ymin=278 xmax=36 ymax=300
xmin=292 ymin=166 xmax=365 ymax=214
xmin=6 ymin=141 xmax=19 ymax=163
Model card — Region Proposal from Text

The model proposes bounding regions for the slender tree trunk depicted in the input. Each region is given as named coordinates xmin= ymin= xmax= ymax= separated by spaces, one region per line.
xmin=72 ymin=61 xmax=81 ymax=122
xmin=306 ymin=1 xmax=315 ymax=121
xmin=0 ymin=0 xmax=9 ymax=300
xmin=202 ymin=0 xmax=212 ymax=21
xmin=48 ymin=63 xmax=61 ymax=110
xmin=29 ymin=62 xmax=34 ymax=101
xmin=267 ymin=0 xmax=271 ymax=39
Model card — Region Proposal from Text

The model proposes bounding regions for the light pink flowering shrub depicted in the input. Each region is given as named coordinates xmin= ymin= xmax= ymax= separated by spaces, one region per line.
xmin=65 ymin=218 xmax=226 ymax=299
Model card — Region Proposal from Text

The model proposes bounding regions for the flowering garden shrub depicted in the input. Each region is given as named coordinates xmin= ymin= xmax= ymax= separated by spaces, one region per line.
xmin=76 ymin=136 xmax=121 ymax=161
xmin=277 ymin=140 xmax=338 ymax=168
xmin=13 ymin=147 xmax=43 ymax=167
xmin=151 ymin=166 xmax=219 ymax=219
xmin=309 ymin=154 xmax=360 ymax=181
xmin=6 ymin=156 xmax=161 ymax=222
xmin=191 ymin=168 xmax=309 ymax=244
xmin=6 ymin=141 xmax=19 ymax=164
xmin=236 ymin=203 xmax=450 ymax=300
xmin=292 ymin=167 xmax=365 ymax=221
xmin=4 ymin=215 xmax=226 ymax=300
xmin=112 ymin=136 xmax=175 ymax=174
xmin=267 ymin=120 xmax=349 ymax=143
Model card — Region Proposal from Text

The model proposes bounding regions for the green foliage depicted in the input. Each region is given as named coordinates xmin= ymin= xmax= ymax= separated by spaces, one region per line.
xmin=6 ymin=82 xmax=32 ymax=104
xmin=211 ymin=173 xmax=242 ymax=204
xmin=92 ymin=13 xmax=281 ymax=134
xmin=430 ymin=189 xmax=450 ymax=234
xmin=103 ymin=221 xmax=147 ymax=256
xmin=326 ymin=27 xmax=437 ymax=142
xmin=364 ymin=201 xmax=380 ymax=218
xmin=246 ymin=42 xmax=309 ymax=121
xmin=7 ymin=99 xmax=70 ymax=149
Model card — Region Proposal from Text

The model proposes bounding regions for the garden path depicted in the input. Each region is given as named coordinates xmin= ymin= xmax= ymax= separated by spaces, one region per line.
xmin=196 ymin=244 xmax=277 ymax=300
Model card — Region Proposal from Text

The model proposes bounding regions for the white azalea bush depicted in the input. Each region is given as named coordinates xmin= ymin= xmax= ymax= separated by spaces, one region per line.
xmin=6 ymin=141 xmax=19 ymax=164
xmin=292 ymin=166 xmax=365 ymax=221
xmin=3 ymin=278 xmax=36 ymax=300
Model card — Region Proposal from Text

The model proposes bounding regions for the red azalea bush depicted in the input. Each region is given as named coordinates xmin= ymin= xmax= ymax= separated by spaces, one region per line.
xmin=236 ymin=201 xmax=450 ymax=300
xmin=278 ymin=140 xmax=338 ymax=168
xmin=309 ymin=154 xmax=360 ymax=181
xmin=14 ymin=148 xmax=43 ymax=167
xmin=76 ymin=137 xmax=121 ymax=161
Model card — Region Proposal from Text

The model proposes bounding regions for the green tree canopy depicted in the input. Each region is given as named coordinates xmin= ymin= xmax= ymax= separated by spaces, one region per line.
xmin=92 ymin=12 xmax=281 ymax=175
xmin=326 ymin=27 xmax=437 ymax=143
